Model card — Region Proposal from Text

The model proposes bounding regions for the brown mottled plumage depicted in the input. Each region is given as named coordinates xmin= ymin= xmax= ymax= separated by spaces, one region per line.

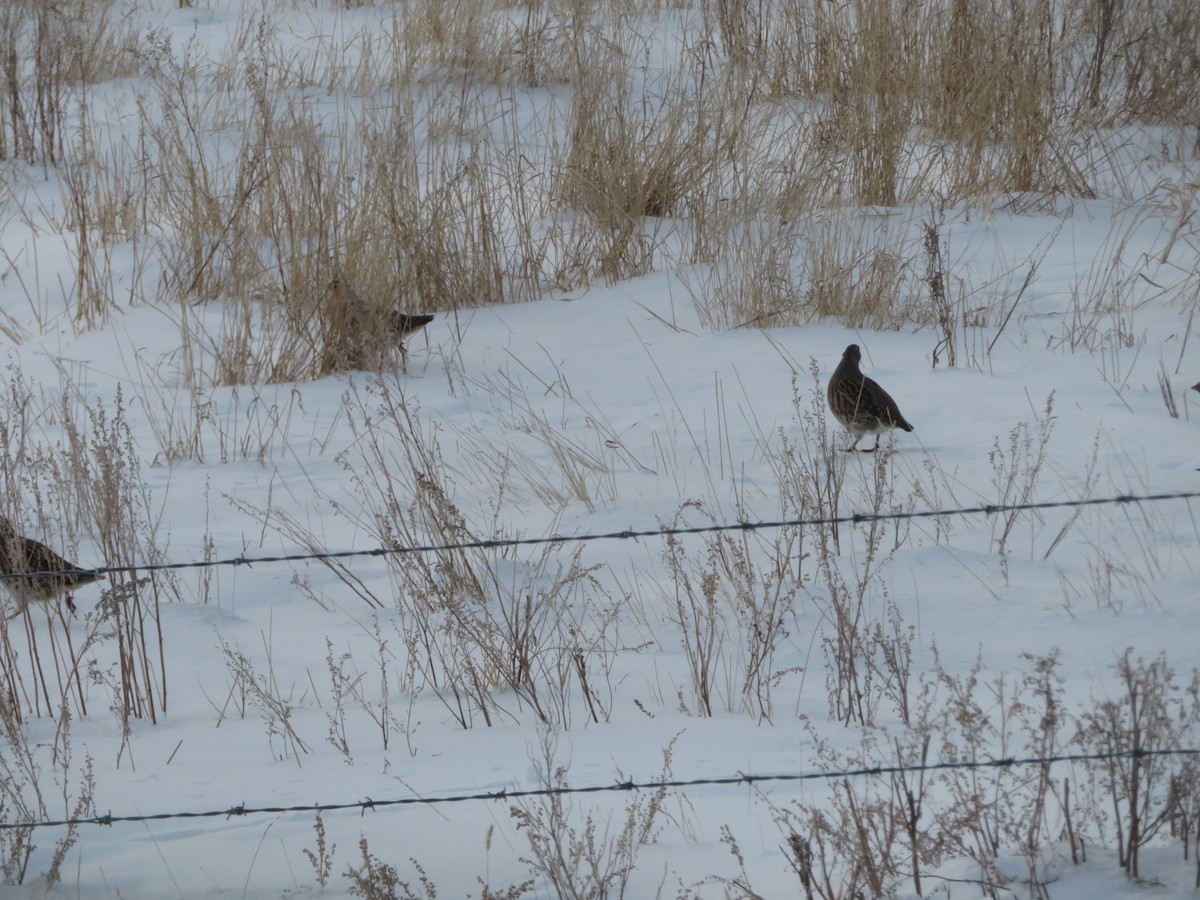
xmin=827 ymin=344 xmax=914 ymax=452
xmin=0 ymin=517 xmax=104 ymax=618
xmin=323 ymin=277 xmax=434 ymax=372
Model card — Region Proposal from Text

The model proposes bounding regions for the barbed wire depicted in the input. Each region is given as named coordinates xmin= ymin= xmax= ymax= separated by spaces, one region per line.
xmin=1 ymin=489 xmax=1196 ymax=584
xmin=3 ymin=746 xmax=1197 ymax=832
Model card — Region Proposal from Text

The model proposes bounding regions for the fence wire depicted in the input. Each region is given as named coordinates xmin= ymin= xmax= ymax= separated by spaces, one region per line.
xmin=2 ymin=746 xmax=1197 ymax=832
xmin=2 ymin=489 xmax=1197 ymax=833
xmin=2 ymin=489 xmax=1196 ymax=583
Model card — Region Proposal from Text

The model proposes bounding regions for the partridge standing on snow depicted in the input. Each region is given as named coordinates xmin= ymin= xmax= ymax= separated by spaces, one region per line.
xmin=323 ymin=277 xmax=435 ymax=372
xmin=0 ymin=517 xmax=105 ymax=618
xmin=827 ymin=344 xmax=915 ymax=452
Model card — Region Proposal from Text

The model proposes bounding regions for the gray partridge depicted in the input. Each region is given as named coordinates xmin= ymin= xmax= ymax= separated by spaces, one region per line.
xmin=324 ymin=277 xmax=434 ymax=372
xmin=827 ymin=344 xmax=914 ymax=452
xmin=0 ymin=517 xmax=104 ymax=618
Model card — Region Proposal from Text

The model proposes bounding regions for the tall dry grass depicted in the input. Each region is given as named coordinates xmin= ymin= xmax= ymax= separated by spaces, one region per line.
xmin=3 ymin=0 xmax=1190 ymax=379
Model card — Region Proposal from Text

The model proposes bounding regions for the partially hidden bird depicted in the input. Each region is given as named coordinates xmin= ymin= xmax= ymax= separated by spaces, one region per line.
xmin=0 ymin=516 xmax=105 ymax=618
xmin=826 ymin=344 xmax=914 ymax=452
xmin=323 ymin=277 xmax=435 ymax=372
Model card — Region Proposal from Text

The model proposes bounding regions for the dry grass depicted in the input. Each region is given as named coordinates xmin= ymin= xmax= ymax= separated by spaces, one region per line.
xmin=1 ymin=0 xmax=1189 ymax=376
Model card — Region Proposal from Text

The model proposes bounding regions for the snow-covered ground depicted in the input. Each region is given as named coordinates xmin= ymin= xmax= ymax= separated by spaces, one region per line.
xmin=1 ymin=1 xmax=1199 ymax=897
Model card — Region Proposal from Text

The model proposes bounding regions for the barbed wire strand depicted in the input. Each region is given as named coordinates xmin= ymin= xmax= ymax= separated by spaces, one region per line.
xmin=2 ymin=489 xmax=1196 ymax=583
xmin=3 ymin=746 xmax=1197 ymax=832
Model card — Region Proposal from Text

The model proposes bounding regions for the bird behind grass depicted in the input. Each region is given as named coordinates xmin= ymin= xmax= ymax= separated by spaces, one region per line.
xmin=323 ymin=277 xmax=434 ymax=372
xmin=827 ymin=344 xmax=914 ymax=452
xmin=0 ymin=517 xmax=105 ymax=618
